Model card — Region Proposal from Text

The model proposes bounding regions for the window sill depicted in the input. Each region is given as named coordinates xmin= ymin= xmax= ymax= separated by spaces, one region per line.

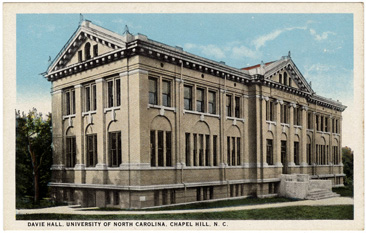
xmin=266 ymin=120 xmax=276 ymax=125
xmin=104 ymin=106 xmax=120 ymax=113
xmin=148 ymin=104 xmax=176 ymax=112
xmin=306 ymin=129 xmax=314 ymax=132
xmin=332 ymin=133 xmax=341 ymax=136
xmin=82 ymin=110 xmax=97 ymax=116
xmin=316 ymin=131 xmax=331 ymax=135
xmin=294 ymin=125 xmax=302 ymax=129
xmin=280 ymin=123 xmax=290 ymax=127
xmin=183 ymin=109 xmax=220 ymax=118
xmin=62 ymin=114 xmax=76 ymax=120
xmin=227 ymin=116 xmax=245 ymax=123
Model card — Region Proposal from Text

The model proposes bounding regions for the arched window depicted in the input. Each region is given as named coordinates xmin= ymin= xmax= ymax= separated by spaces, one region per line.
xmin=85 ymin=42 xmax=91 ymax=60
xmin=284 ymin=72 xmax=288 ymax=85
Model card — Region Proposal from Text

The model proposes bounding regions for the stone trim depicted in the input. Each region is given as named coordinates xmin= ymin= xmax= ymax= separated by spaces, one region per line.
xmin=49 ymin=178 xmax=281 ymax=191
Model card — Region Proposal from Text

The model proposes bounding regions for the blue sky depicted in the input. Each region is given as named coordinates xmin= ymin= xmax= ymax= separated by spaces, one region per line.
xmin=16 ymin=13 xmax=354 ymax=145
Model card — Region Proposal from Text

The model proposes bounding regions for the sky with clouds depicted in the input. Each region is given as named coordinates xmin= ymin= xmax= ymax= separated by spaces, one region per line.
xmin=16 ymin=13 xmax=355 ymax=147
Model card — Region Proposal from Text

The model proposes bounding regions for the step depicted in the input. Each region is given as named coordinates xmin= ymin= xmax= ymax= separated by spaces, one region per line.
xmin=305 ymin=189 xmax=340 ymax=200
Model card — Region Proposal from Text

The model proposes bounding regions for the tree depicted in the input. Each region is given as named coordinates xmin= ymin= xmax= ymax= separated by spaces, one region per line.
xmin=16 ymin=108 xmax=52 ymax=204
xmin=342 ymin=146 xmax=353 ymax=186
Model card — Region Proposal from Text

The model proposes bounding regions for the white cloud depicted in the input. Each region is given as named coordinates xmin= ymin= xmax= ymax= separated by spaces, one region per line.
xmin=231 ymin=45 xmax=259 ymax=60
xmin=16 ymin=95 xmax=52 ymax=117
xmin=184 ymin=43 xmax=225 ymax=60
xmin=309 ymin=28 xmax=336 ymax=41
xmin=252 ymin=26 xmax=306 ymax=50
xmin=304 ymin=63 xmax=335 ymax=73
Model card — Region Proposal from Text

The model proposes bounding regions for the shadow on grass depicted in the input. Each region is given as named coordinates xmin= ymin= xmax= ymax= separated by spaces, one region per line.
xmin=16 ymin=205 xmax=353 ymax=220
xmin=90 ymin=197 xmax=298 ymax=212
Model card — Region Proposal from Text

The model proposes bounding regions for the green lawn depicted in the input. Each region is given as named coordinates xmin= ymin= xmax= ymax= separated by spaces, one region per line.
xmin=95 ymin=197 xmax=297 ymax=212
xmin=16 ymin=205 xmax=353 ymax=220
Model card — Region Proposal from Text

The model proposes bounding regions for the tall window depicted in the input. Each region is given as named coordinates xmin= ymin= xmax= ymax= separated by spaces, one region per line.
xmin=109 ymin=131 xmax=121 ymax=167
xmin=78 ymin=50 xmax=82 ymax=63
xmin=280 ymin=104 xmax=288 ymax=123
xmin=86 ymin=134 xmax=98 ymax=167
xmin=235 ymin=96 xmax=240 ymax=118
xmin=108 ymin=78 xmax=121 ymax=108
xmin=320 ymin=116 xmax=324 ymax=131
xmin=284 ymin=72 xmax=288 ymax=85
xmin=85 ymin=84 xmax=97 ymax=112
xmin=85 ymin=42 xmax=91 ymax=60
xmin=157 ymin=131 xmax=164 ymax=167
xmin=307 ymin=143 xmax=312 ymax=165
xmin=279 ymin=73 xmax=282 ymax=83
xmin=205 ymin=135 xmax=210 ymax=166
xmin=237 ymin=137 xmax=241 ymax=165
xmin=65 ymin=89 xmax=76 ymax=115
xmin=281 ymin=141 xmax=287 ymax=165
xmin=150 ymin=130 xmax=172 ymax=167
xmin=93 ymin=44 xmax=98 ymax=57
xmin=208 ymin=91 xmax=216 ymax=114
xmin=266 ymin=139 xmax=273 ymax=165
xmin=199 ymin=134 xmax=204 ymax=166
xmin=336 ymin=119 xmax=339 ymax=133
xmin=325 ymin=117 xmax=329 ymax=132
xmin=213 ymin=135 xmax=218 ymax=166
xmin=332 ymin=118 xmax=335 ymax=133
xmin=227 ymin=137 xmax=231 ymax=165
xmin=166 ymin=132 xmax=172 ymax=166
xmin=149 ymin=78 xmax=157 ymax=105
xmin=316 ymin=115 xmax=319 ymax=131
xmin=185 ymin=133 xmax=190 ymax=166
xmin=66 ymin=137 xmax=76 ymax=167
xmin=227 ymin=136 xmax=241 ymax=166
xmin=307 ymin=112 xmax=312 ymax=129
xmin=266 ymin=100 xmax=274 ymax=121
xmin=150 ymin=131 xmax=156 ymax=167
xmin=196 ymin=88 xmax=204 ymax=112
xmin=294 ymin=142 xmax=300 ymax=165
xmin=184 ymin=86 xmax=192 ymax=110
xmin=226 ymin=95 xmax=232 ymax=117
xmin=193 ymin=134 xmax=197 ymax=166
xmin=294 ymin=107 xmax=301 ymax=125
xmin=162 ymin=80 xmax=171 ymax=107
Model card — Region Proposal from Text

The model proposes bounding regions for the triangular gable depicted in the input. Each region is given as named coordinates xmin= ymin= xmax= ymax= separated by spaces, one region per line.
xmin=47 ymin=21 xmax=126 ymax=74
xmin=264 ymin=57 xmax=314 ymax=94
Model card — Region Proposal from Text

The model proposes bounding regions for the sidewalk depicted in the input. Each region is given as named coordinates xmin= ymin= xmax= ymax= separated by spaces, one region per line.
xmin=17 ymin=197 xmax=353 ymax=216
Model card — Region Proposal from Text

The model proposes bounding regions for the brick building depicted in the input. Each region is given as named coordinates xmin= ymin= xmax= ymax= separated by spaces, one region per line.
xmin=44 ymin=20 xmax=346 ymax=208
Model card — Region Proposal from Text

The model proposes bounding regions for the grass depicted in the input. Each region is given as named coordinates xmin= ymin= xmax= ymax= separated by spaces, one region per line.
xmin=16 ymin=197 xmax=66 ymax=209
xmin=333 ymin=185 xmax=353 ymax=197
xmin=95 ymin=197 xmax=297 ymax=212
xmin=16 ymin=205 xmax=353 ymax=220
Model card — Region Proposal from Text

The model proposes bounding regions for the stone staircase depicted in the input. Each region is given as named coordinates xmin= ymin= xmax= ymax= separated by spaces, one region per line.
xmin=306 ymin=189 xmax=340 ymax=200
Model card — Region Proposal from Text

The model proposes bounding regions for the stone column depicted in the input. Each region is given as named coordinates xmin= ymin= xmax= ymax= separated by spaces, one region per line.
xmin=300 ymin=106 xmax=308 ymax=170
xmin=219 ymin=89 xmax=226 ymax=181
xmin=95 ymin=78 xmax=107 ymax=170
xmin=261 ymin=96 xmax=269 ymax=166
xmin=243 ymin=95 xmax=249 ymax=166
xmin=288 ymin=103 xmax=296 ymax=168
xmin=74 ymin=84 xmax=85 ymax=183
xmin=51 ymin=90 xmax=64 ymax=183
xmin=275 ymin=99 xmax=282 ymax=167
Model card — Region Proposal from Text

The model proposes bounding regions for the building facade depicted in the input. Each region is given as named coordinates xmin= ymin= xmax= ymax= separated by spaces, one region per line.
xmin=44 ymin=20 xmax=346 ymax=209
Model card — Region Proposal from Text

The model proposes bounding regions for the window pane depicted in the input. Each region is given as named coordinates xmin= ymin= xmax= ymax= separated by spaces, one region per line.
xmin=158 ymin=131 xmax=164 ymax=166
xmin=92 ymin=85 xmax=97 ymax=111
xmin=108 ymin=81 xmax=113 ymax=107
xmin=116 ymin=79 xmax=121 ymax=106
xmin=149 ymin=78 xmax=157 ymax=105
xmin=86 ymin=86 xmax=90 ymax=112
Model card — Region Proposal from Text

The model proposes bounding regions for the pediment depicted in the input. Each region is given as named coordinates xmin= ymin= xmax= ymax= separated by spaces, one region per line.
xmin=264 ymin=58 xmax=314 ymax=94
xmin=47 ymin=21 xmax=126 ymax=73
